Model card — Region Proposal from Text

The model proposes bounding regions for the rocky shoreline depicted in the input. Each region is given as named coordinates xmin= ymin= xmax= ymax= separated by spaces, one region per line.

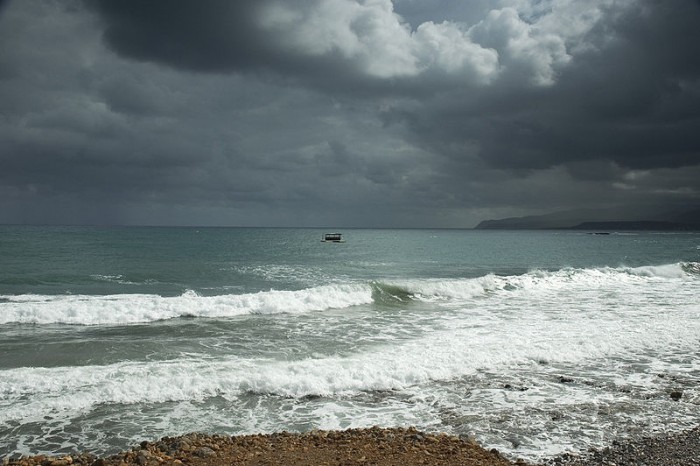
xmin=2 ymin=426 xmax=700 ymax=466
xmin=542 ymin=426 xmax=700 ymax=466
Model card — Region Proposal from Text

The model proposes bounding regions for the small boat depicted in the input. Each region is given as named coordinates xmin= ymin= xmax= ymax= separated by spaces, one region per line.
xmin=321 ymin=233 xmax=345 ymax=243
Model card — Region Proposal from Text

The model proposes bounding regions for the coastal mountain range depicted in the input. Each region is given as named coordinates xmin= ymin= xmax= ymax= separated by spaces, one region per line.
xmin=475 ymin=206 xmax=700 ymax=230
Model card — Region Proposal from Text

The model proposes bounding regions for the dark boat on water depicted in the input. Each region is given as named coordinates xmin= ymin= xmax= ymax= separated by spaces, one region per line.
xmin=321 ymin=233 xmax=345 ymax=243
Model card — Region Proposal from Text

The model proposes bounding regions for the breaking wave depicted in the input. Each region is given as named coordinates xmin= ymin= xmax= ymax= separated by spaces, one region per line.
xmin=374 ymin=261 xmax=699 ymax=303
xmin=1 ymin=262 xmax=696 ymax=326
xmin=0 ymin=284 xmax=373 ymax=326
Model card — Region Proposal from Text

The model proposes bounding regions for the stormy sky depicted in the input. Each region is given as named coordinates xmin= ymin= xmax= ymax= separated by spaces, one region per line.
xmin=1 ymin=0 xmax=699 ymax=227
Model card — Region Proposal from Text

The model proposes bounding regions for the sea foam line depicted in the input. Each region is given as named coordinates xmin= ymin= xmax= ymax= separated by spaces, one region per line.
xmin=0 ymin=284 xmax=373 ymax=326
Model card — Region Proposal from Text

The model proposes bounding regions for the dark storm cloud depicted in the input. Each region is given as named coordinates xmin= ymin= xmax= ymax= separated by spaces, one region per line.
xmin=87 ymin=1 xmax=270 ymax=72
xmin=86 ymin=0 xmax=507 ymax=94
xmin=387 ymin=1 xmax=700 ymax=174
xmin=1 ymin=0 xmax=698 ymax=227
xmin=86 ymin=0 xmax=417 ymax=96
xmin=89 ymin=0 xmax=700 ymax=170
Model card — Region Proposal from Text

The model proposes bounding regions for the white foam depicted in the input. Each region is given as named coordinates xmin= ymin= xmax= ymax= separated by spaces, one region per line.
xmin=2 ymin=263 xmax=696 ymax=326
xmin=624 ymin=262 xmax=691 ymax=279
xmin=0 ymin=284 xmax=373 ymax=325
xmin=3 ymin=281 xmax=698 ymax=423
xmin=393 ymin=262 xmax=697 ymax=303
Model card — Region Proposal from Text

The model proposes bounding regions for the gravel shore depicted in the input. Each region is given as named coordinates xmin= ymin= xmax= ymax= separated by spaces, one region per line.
xmin=541 ymin=426 xmax=700 ymax=466
xmin=1 ymin=427 xmax=515 ymax=466
xmin=2 ymin=426 xmax=699 ymax=466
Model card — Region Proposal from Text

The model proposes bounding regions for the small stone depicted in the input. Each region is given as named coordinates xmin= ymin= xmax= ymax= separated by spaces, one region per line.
xmin=670 ymin=390 xmax=683 ymax=401
xmin=49 ymin=460 xmax=70 ymax=466
xmin=192 ymin=448 xmax=216 ymax=459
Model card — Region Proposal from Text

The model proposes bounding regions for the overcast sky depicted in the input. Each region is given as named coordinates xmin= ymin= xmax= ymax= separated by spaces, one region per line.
xmin=1 ymin=0 xmax=699 ymax=227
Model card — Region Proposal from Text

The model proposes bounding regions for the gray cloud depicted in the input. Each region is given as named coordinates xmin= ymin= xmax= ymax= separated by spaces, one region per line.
xmin=391 ymin=2 xmax=700 ymax=168
xmin=88 ymin=1 xmax=278 ymax=73
xmin=0 ymin=0 xmax=698 ymax=227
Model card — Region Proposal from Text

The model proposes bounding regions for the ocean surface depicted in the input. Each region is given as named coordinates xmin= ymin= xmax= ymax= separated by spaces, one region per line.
xmin=1 ymin=226 xmax=699 ymax=461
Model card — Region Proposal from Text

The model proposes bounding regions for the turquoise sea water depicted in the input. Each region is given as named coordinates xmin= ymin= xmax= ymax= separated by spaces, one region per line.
xmin=1 ymin=226 xmax=699 ymax=461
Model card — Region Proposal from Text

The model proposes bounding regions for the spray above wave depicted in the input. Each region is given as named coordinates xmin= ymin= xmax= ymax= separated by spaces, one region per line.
xmin=0 ymin=284 xmax=373 ymax=326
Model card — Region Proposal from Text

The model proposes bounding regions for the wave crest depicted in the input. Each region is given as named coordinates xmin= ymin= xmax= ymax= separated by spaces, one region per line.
xmin=376 ymin=261 xmax=698 ymax=303
xmin=1 ymin=262 xmax=694 ymax=326
xmin=0 ymin=284 xmax=373 ymax=326
xmin=681 ymin=261 xmax=700 ymax=276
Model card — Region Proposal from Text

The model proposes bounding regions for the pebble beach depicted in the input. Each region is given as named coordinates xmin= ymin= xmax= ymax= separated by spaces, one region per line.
xmin=4 ymin=426 xmax=700 ymax=466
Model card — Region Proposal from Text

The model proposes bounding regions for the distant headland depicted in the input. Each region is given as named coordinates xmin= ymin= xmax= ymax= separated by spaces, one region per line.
xmin=475 ymin=207 xmax=700 ymax=230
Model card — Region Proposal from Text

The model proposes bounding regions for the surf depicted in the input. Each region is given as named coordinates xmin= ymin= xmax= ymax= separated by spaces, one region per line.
xmin=1 ymin=262 xmax=696 ymax=326
xmin=0 ymin=284 xmax=374 ymax=326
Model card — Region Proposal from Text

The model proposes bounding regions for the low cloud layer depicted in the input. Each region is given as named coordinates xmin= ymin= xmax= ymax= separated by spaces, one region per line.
xmin=1 ymin=0 xmax=698 ymax=227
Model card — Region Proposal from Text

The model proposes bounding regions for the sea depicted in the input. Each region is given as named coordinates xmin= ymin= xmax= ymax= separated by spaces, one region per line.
xmin=1 ymin=226 xmax=699 ymax=462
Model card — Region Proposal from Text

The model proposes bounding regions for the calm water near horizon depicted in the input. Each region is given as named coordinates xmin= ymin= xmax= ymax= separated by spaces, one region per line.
xmin=1 ymin=226 xmax=699 ymax=461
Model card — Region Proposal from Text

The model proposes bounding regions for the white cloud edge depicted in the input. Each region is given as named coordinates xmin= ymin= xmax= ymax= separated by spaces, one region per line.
xmin=258 ymin=0 xmax=627 ymax=86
